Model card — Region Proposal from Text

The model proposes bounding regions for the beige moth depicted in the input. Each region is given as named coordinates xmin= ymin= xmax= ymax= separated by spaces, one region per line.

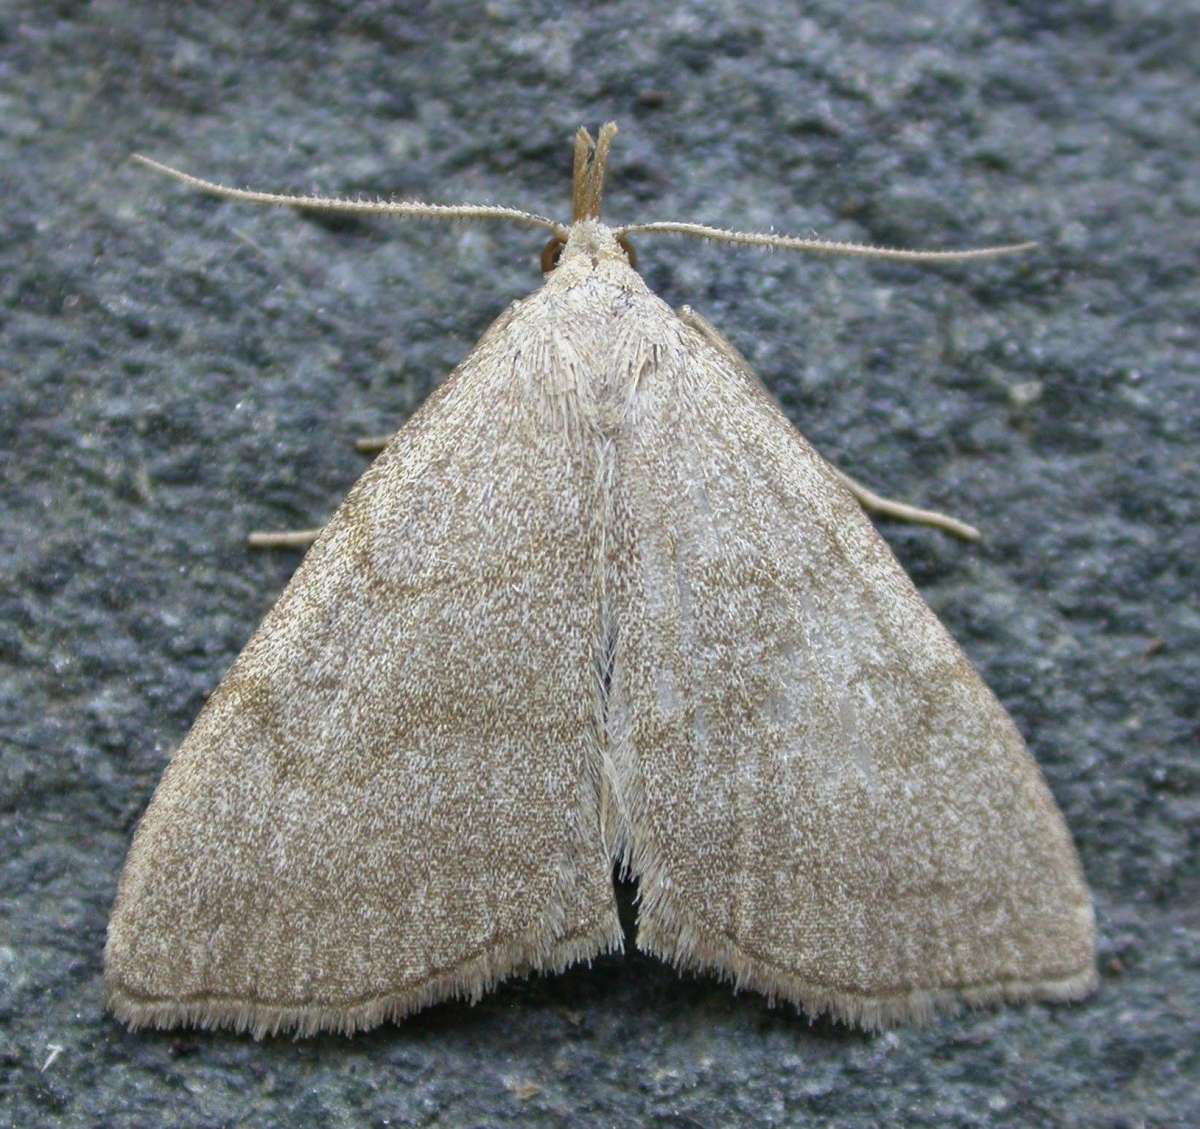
xmin=106 ymin=123 xmax=1096 ymax=1038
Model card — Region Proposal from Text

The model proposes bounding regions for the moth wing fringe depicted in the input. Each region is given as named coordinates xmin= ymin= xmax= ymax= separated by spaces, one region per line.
xmin=632 ymin=877 xmax=1098 ymax=1030
xmin=106 ymin=917 xmax=624 ymax=1039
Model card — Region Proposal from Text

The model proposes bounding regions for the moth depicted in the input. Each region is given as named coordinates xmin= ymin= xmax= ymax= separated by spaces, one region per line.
xmin=107 ymin=124 xmax=1096 ymax=1038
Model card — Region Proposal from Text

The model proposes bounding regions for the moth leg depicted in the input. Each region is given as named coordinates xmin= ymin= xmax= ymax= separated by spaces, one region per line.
xmin=246 ymin=528 xmax=323 ymax=549
xmin=251 ymin=410 xmax=528 ymax=549
xmin=829 ymin=468 xmax=980 ymax=542
xmin=676 ymin=304 xmax=981 ymax=541
xmin=247 ymin=437 xmax=392 ymax=549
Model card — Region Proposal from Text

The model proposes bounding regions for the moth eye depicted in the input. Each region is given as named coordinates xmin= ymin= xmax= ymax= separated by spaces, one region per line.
xmin=541 ymin=235 xmax=566 ymax=273
xmin=617 ymin=235 xmax=638 ymax=271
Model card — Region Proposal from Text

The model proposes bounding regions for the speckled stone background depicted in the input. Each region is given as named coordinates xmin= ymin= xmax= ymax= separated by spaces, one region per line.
xmin=2 ymin=1 xmax=1197 ymax=1126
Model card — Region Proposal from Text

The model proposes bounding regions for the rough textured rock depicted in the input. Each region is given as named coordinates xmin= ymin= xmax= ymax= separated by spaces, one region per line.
xmin=2 ymin=1 xmax=1195 ymax=1125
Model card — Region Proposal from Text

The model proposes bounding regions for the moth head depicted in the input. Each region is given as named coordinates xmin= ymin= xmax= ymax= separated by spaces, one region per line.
xmin=540 ymin=225 xmax=638 ymax=275
xmin=539 ymin=123 xmax=638 ymax=275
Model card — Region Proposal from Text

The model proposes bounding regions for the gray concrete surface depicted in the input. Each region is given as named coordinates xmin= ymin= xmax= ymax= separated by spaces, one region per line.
xmin=2 ymin=1 xmax=1196 ymax=1125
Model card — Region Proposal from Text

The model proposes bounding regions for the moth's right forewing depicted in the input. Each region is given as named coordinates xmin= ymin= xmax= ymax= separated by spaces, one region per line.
xmin=606 ymin=309 xmax=1097 ymax=1029
xmin=105 ymin=294 xmax=622 ymax=1037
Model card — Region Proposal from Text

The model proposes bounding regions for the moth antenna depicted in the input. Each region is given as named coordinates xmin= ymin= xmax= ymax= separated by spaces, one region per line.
xmin=612 ymin=220 xmax=1036 ymax=262
xmin=572 ymin=122 xmax=618 ymax=222
xmin=131 ymin=154 xmax=568 ymax=237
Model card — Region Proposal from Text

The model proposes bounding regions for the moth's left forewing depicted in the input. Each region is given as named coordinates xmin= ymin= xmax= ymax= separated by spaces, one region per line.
xmin=603 ymin=302 xmax=1096 ymax=1028
xmin=105 ymin=283 xmax=624 ymax=1037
